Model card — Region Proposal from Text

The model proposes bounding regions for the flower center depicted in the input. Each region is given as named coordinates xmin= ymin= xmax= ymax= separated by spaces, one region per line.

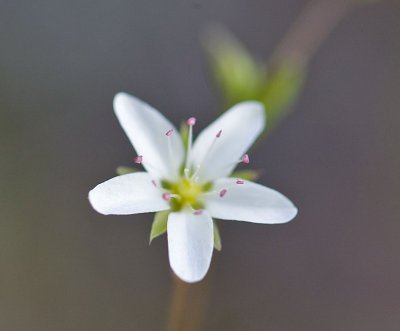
xmin=173 ymin=179 xmax=202 ymax=205
xmin=146 ymin=118 xmax=251 ymax=214
xmin=161 ymin=179 xmax=212 ymax=212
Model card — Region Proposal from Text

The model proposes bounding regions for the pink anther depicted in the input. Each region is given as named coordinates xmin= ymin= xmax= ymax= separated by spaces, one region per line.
xmin=166 ymin=129 xmax=174 ymax=136
xmin=219 ymin=189 xmax=227 ymax=198
xmin=216 ymin=130 xmax=222 ymax=138
xmin=194 ymin=209 xmax=203 ymax=215
xmin=134 ymin=155 xmax=143 ymax=164
xmin=187 ymin=117 xmax=196 ymax=126
xmin=151 ymin=180 xmax=157 ymax=187
xmin=241 ymin=154 xmax=249 ymax=164
xmin=236 ymin=179 xmax=244 ymax=184
xmin=162 ymin=193 xmax=171 ymax=201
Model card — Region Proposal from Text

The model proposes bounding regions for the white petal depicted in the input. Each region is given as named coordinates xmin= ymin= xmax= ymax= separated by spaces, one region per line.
xmin=190 ymin=101 xmax=265 ymax=182
xmin=89 ymin=172 xmax=169 ymax=215
xmin=167 ymin=210 xmax=214 ymax=283
xmin=204 ymin=178 xmax=297 ymax=224
xmin=114 ymin=92 xmax=184 ymax=180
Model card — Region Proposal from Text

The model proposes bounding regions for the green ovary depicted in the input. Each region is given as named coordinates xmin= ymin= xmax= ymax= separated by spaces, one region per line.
xmin=164 ymin=179 xmax=212 ymax=211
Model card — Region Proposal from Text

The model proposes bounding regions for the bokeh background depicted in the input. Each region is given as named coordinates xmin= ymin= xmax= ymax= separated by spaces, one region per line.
xmin=1 ymin=0 xmax=400 ymax=330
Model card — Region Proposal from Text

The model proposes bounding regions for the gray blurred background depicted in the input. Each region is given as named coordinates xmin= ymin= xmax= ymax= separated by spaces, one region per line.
xmin=1 ymin=0 xmax=400 ymax=330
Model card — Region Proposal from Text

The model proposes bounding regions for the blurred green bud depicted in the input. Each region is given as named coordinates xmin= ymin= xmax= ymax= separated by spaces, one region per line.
xmin=259 ymin=63 xmax=305 ymax=128
xmin=202 ymin=25 xmax=306 ymax=134
xmin=202 ymin=25 xmax=265 ymax=108
xmin=116 ymin=166 xmax=138 ymax=175
xmin=149 ymin=210 xmax=170 ymax=244
xmin=213 ymin=221 xmax=222 ymax=251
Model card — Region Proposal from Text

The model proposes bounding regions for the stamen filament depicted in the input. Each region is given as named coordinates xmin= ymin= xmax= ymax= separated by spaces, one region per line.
xmin=225 ymin=154 xmax=251 ymax=169
xmin=190 ymin=165 xmax=201 ymax=181
xmin=194 ymin=129 xmax=222 ymax=177
xmin=200 ymin=181 xmax=243 ymax=198
xmin=184 ymin=168 xmax=190 ymax=180
xmin=185 ymin=117 xmax=196 ymax=172
xmin=166 ymin=130 xmax=177 ymax=176
xmin=143 ymin=162 xmax=165 ymax=176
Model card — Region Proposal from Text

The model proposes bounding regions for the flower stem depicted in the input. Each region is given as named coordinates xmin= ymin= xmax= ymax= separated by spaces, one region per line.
xmin=166 ymin=273 xmax=211 ymax=331
xmin=269 ymin=0 xmax=357 ymax=68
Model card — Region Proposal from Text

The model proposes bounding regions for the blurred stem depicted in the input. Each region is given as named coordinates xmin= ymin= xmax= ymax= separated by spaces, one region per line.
xmin=269 ymin=0 xmax=357 ymax=69
xmin=167 ymin=275 xmax=189 ymax=331
xmin=166 ymin=274 xmax=210 ymax=331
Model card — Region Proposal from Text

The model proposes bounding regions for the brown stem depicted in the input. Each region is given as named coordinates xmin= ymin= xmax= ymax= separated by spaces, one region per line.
xmin=166 ymin=273 xmax=211 ymax=331
xmin=166 ymin=275 xmax=189 ymax=331
xmin=269 ymin=0 xmax=357 ymax=68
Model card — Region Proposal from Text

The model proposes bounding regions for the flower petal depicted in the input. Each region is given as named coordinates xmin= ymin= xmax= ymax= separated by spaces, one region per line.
xmin=89 ymin=172 xmax=169 ymax=215
xmin=167 ymin=210 xmax=214 ymax=283
xmin=114 ymin=92 xmax=184 ymax=180
xmin=204 ymin=178 xmax=297 ymax=224
xmin=190 ymin=101 xmax=265 ymax=181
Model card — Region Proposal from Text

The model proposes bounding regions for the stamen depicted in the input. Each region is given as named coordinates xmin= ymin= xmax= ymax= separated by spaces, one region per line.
xmin=152 ymin=180 xmax=157 ymax=187
xmin=190 ymin=165 xmax=201 ymax=182
xmin=143 ymin=162 xmax=165 ymax=176
xmin=193 ymin=209 xmax=203 ymax=215
xmin=200 ymin=184 xmax=236 ymax=198
xmin=194 ymin=129 xmax=223 ymax=175
xmin=162 ymin=193 xmax=171 ymax=201
xmin=225 ymin=153 xmax=251 ymax=169
xmin=184 ymin=168 xmax=190 ymax=180
xmin=236 ymin=179 xmax=244 ymax=184
xmin=187 ymin=117 xmax=196 ymax=126
xmin=134 ymin=155 xmax=143 ymax=164
xmin=185 ymin=117 xmax=196 ymax=171
xmin=241 ymin=154 xmax=250 ymax=164
xmin=166 ymin=129 xmax=177 ymax=175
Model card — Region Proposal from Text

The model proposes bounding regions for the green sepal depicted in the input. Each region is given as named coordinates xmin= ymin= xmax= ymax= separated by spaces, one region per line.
xmin=149 ymin=210 xmax=170 ymax=244
xmin=213 ymin=221 xmax=222 ymax=251
xmin=230 ymin=169 xmax=262 ymax=181
xmin=116 ymin=166 xmax=137 ymax=176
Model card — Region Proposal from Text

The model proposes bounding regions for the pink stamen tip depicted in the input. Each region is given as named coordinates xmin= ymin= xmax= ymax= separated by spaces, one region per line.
xmin=187 ymin=117 xmax=196 ymax=126
xmin=236 ymin=180 xmax=244 ymax=184
xmin=152 ymin=180 xmax=157 ymax=187
xmin=166 ymin=129 xmax=174 ymax=136
xmin=194 ymin=209 xmax=203 ymax=215
xmin=216 ymin=130 xmax=222 ymax=138
xmin=162 ymin=193 xmax=171 ymax=201
xmin=220 ymin=189 xmax=227 ymax=198
xmin=134 ymin=155 xmax=143 ymax=164
xmin=241 ymin=154 xmax=250 ymax=164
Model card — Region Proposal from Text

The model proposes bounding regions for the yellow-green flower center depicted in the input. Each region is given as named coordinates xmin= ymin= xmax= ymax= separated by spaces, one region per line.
xmin=162 ymin=179 xmax=213 ymax=211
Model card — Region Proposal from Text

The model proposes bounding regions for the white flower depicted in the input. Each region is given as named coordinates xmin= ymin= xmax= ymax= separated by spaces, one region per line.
xmin=89 ymin=92 xmax=297 ymax=283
